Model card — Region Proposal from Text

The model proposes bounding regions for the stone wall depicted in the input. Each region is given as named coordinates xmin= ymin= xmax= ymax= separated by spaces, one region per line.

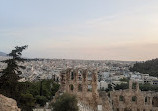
xmin=110 ymin=81 xmax=158 ymax=111
xmin=60 ymin=68 xmax=99 ymax=111
xmin=59 ymin=68 xmax=158 ymax=111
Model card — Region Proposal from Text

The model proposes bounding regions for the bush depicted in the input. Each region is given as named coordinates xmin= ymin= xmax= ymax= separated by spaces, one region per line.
xmin=52 ymin=93 xmax=79 ymax=111
xmin=35 ymin=95 xmax=48 ymax=106
xmin=20 ymin=93 xmax=36 ymax=111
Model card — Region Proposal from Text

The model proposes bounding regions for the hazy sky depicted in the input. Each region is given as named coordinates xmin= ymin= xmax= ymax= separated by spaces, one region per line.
xmin=1 ymin=0 xmax=158 ymax=61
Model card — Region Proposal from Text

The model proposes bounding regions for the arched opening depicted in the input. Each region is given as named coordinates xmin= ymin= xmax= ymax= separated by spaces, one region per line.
xmin=145 ymin=97 xmax=148 ymax=103
xmin=70 ymin=71 xmax=74 ymax=80
xmin=78 ymin=70 xmax=83 ymax=81
xmin=88 ymin=84 xmax=92 ymax=92
xmin=87 ymin=71 xmax=92 ymax=81
xmin=152 ymin=97 xmax=158 ymax=107
xmin=119 ymin=95 xmax=124 ymax=102
xmin=61 ymin=75 xmax=64 ymax=81
xmin=78 ymin=84 xmax=82 ymax=92
xmin=69 ymin=84 xmax=74 ymax=91
xmin=145 ymin=97 xmax=150 ymax=105
xmin=132 ymin=83 xmax=136 ymax=89
xmin=132 ymin=96 xmax=137 ymax=102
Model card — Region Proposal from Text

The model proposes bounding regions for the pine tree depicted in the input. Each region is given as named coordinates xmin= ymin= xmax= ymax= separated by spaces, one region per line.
xmin=0 ymin=45 xmax=28 ymax=98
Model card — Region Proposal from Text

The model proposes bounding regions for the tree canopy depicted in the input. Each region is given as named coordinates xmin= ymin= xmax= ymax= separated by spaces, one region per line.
xmin=130 ymin=58 xmax=158 ymax=77
xmin=0 ymin=46 xmax=60 ymax=111
xmin=19 ymin=80 xmax=60 ymax=111
xmin=52 ymin=93 xmax=79 ymax=111
xmin=0 ymin=45 xmax=28 ymax=98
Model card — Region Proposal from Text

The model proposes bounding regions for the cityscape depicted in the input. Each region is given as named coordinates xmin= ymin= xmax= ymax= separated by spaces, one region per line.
xmin=0 ymin=0 xmax=158 ymax=111
xmin=0 ymin=54 xmax=158 ymax=111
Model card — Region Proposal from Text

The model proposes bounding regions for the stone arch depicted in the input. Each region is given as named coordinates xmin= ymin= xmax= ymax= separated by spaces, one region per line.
xmin=61 ymin=75 xmax=64 ymax=81
xmin=82 ymin=70 xmax=87 ymax=81
xmin=70 ymin=71 xmax=74 ymax=80
xmin=88 ymin=84 xmax=92 ymax=92
xmin=78 ymin=84 xmax=82 ymax=92
xmin=152 ymin=96 xmax=158 ymax=107
xmin=69 ymin=84 xmax=74 ymax=91
xmin=87 ymin=71 xmax=92 ymax=81
xmin=78 ymin=70 xmax=83 ymax=81
xmin=145 ymin=96 xmax=150 ymax=105
xmin=129 ymin=80 xmax=139 ymax=91
xmin=119 ymin=95 xmax=124 ymax=102
xmin=132 ymin=82 xmax=136 ymax=89
xmin=132 ymin=96 xmax=137 ymax=102
xmin=145 ymin=97 xmax=148 ymax=103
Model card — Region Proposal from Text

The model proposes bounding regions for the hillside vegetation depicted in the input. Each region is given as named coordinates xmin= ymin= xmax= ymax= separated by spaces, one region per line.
xmin=130 ymin=58 xmax=158 ymax=77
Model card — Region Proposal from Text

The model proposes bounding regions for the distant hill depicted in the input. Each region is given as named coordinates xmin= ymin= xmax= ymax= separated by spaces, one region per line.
xmin=0 ymin=52 xmax=6 ymax=56
xmin=130 ymin=58 xmax=158 ymax=77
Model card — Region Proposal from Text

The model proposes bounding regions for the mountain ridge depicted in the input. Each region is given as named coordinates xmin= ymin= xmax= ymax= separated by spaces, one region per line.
xmin=0 ymin=52 xmax=7 ymax=56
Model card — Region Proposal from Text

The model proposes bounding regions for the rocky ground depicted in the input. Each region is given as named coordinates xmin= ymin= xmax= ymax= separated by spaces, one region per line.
xmin=0 ymin=94 xmax=21 ymax=111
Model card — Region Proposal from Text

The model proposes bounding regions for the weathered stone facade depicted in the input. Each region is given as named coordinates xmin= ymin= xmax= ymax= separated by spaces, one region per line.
xmin=59 ymin=68 xmax=158 ymax=111
xmin=110 ymin=81 xmax=158 ymax=111
xmin=60 ymin=68 xmax=99 ymax=111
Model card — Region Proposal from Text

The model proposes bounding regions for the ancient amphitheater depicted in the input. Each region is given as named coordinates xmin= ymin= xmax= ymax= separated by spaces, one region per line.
xmin=57 ymin=68 xmax=158 ymax=111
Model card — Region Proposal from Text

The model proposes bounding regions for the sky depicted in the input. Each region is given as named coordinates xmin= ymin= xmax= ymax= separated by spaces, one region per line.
xmin=0 ymin=0 xmax=158 ymax=61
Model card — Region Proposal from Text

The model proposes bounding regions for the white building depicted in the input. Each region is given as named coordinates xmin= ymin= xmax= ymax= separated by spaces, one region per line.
xmin=97 ymin=81 xmax=108 ymax=90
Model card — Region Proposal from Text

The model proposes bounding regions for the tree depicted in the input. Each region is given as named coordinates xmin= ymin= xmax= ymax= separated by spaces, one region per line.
xmin=119 ymin=78 xmax=130 ymax=82
xmin=35 ymin=95 xmax=48 ymax=106
xmin=130 ymin=58 xmax=158 ymax=77
xmin=20 ymin=93 xmax=36 ymax=111
xmin=0 ymin=45 xmax=28 ymax=98
xmin=114 ymin=83 xmax=129 ymax=90
xmin=52 ymin=93 xmax=79 ymax=111
xmin=17 ymin=80 xmax=59 ymax=111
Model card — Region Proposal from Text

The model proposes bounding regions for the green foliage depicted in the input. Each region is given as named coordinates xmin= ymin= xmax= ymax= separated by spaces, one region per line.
xmin=0 ymin=46 xmax=60 ymax=110
xmin=119 ymin=78 xmax=130 ymax=82
xmin=35 ymin=95 xmax=48 ymax=106
xmin=26 ymin=80 xmax=60 ymax=100
xmin=119 ymin=95 xmax=124 ymax=101
xmin=130 ymin=58 xmax=158 ymax=77
xmin=139 ymin=83 xmax=158 ymax=92
xmin=114 ymin=83 xmax=129 ymax=90
xmin=52 ymin=93 xmax=79 ymax=111
xmin=0 ymin=45 xmax=28 ymax=98
xmin=105 ymin=84 xmax=112 ymax=92
xmin=132 ymin=96 xmax=137 ymax=101
xmin=106 ymin=83 xmax=158 ymax=92
xmin=106 ymin=83 xmax=129 ymax=92
xmin=0 ymin=46 xmax=60 ymax=111
xmin=20 ymin=80 xmax=60 ymax=108
xmin=20 ymin=93 xmax=36 ymax=111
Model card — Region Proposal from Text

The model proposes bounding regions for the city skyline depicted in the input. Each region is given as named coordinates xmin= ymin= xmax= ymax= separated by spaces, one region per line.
xmin=1 ymin=0 xmax=158 ymax=61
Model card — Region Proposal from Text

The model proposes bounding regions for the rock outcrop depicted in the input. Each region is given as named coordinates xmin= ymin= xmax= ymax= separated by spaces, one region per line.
xmin=0 ymin=94 xmax=21 ymax=111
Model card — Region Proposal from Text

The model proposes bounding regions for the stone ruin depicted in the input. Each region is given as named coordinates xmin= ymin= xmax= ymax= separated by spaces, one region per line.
xmin=60 ymin=68 xmax=99 ymax=110
xmin=110 ymin=81 xmax=158 ymax=111
xmin=58 ymin=68 xmax=158 ymax=111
